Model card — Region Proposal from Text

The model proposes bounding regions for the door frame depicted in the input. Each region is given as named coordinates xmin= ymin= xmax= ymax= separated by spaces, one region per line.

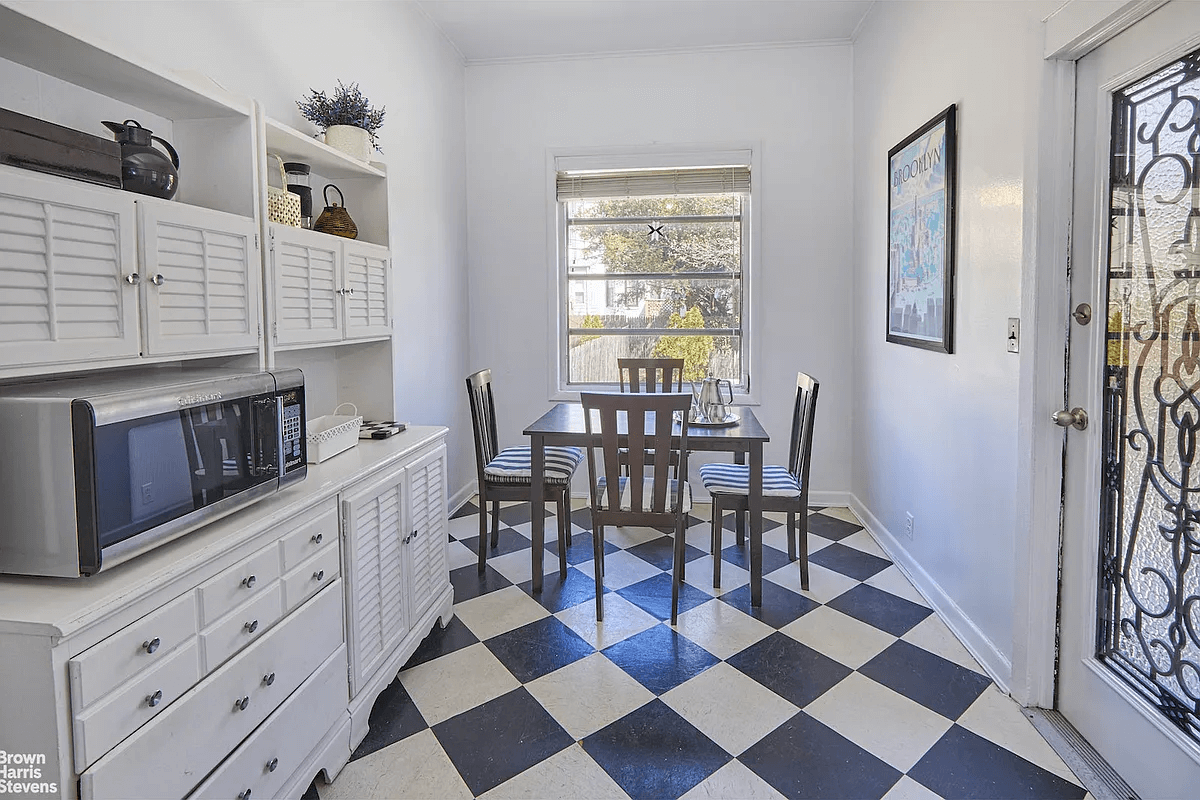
xmin=1012 ymin=0 xmax=1168 ymax=708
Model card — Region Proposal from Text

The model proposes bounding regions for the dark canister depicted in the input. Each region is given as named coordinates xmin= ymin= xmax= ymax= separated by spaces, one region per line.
xmin=101 ymin=119 xmax=179 ymax=199
xmin=313 ymin=184 xmax=357 ymax=239
xmin=283 ymin=162 xmax=313 ymax=228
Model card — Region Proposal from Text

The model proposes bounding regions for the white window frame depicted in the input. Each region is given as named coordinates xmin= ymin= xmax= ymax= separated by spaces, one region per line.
xmin=545 ymin=144 xmax=761 ymax=403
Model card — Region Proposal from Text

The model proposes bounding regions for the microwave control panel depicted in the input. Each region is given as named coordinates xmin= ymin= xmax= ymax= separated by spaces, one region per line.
xmin=279 ymin=390 xmax=305 ymax=473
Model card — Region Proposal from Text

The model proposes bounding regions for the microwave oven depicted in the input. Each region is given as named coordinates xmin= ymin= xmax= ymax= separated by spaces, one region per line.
xmin=0 ymin=369 xmax=306 ymax=578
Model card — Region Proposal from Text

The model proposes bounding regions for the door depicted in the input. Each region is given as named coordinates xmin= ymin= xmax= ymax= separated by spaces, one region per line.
xmin=343 ymin=240 xmax=392 ymax=340
xmin=271 ymin=224 xmax=343 ymax=346
xmin=403 ymin=445 xmax=449 ymax=623
xmin=1062 ymin=2 xmax=1200 ymax=796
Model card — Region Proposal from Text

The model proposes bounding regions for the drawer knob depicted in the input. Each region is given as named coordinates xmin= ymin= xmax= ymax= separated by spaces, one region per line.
xmin=311 ymin=533 xmax=323 ymax=545
xmin=263 ymin=672 xmax=275 ymax=687
xmin=238 ymin=790 xmax=252 ymax=800
xmin=244 ymin=619 xmax=259 ymax=634
xmin=142 ymin=637 xmax=161 ymax=654
xmin=146 ymin=690 xmax=163 ymax=708
xmin=242 ymin=575 xmax=257 ymax=589
xmin=234 ymin=696 xmax=250 ymax=712
xmin=313 ymin=570 xmax=325 ymax=582
xmin=266 ymin=757 xmax=279 ymax=773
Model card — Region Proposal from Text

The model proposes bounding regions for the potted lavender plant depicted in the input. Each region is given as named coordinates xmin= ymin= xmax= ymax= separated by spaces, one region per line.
xmin=296 ymin=81 xmax=385 ymax=161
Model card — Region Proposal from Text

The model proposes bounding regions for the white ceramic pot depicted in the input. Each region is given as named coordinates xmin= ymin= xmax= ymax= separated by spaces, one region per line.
xmin=324 ymin=125 xmax=371 ymax=161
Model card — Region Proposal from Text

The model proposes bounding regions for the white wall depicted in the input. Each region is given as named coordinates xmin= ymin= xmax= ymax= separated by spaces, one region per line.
xmin=13 ymin=0 xmax=476 ymax=500
xmin=464 ymin=45 xmax=855 ymax=497
xmin=851 ymin=0 xmax=1056 ymax=686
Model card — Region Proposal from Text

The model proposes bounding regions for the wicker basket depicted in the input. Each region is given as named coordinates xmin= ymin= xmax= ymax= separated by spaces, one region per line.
xmin=306 ymin=403 xmax=362 ymax=463
xmin=266 ymin=152 xmax=301 ymax=227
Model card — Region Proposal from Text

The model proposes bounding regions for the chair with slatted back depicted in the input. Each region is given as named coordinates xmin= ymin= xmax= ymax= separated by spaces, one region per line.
xmin=617 ymin=358 xmax=685 ymax=478
xmin=466 ymin=369 xmax=583 ymax=576
xmin=701 ymin=372 xmax=819 ymax=590
xmin=580 ymin=391 xmax=693 ymax=624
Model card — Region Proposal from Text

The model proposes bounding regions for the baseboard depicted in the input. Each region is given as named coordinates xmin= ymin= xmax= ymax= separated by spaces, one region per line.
xmin=848 ymin=493 xmax=1013 ymax=693
xmin=449 ymin=481 xmax=476 ymax=516
xmin=807 ymin=490 xmax=853 ymax=509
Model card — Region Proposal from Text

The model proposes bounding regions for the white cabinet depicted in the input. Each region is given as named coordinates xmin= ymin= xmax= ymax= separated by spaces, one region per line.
xmin=270 ymin=223 xmax=391 ymax=348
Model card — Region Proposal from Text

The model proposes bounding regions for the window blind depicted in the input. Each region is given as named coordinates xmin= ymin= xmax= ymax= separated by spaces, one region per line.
xmin=556 ymin=165 xmax=750 ymax=200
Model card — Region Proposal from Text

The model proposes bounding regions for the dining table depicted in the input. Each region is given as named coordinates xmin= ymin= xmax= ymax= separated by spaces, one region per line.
xmin=523 ymin=402 xmax=771 ymax=606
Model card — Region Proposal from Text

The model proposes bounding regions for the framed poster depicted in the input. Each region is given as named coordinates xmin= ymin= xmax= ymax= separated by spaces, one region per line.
xmin=887 ymin=104 xmax=957 ymax=353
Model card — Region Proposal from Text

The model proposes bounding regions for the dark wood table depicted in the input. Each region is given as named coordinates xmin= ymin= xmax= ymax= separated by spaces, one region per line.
xmin=524 ymin=403 xmax=771 ymax=606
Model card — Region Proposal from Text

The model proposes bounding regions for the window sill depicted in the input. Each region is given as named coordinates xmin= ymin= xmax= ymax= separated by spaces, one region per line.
xmin=551 ymin=388 xmax=760 ymax=407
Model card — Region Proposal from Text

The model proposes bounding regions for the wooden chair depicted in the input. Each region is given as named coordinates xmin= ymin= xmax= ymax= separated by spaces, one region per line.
xmin=617 ymin=358 xmax=685 ymax=477
xmin=580 ymin=391 xmax=694 ymax=624
xmin=701 ymin=372 xmax=819 ymax=590
xmin=466 ymin=369 xmax=582 ymax=576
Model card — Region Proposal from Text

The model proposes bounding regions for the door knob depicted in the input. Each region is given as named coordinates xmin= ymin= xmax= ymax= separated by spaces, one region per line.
xmin=1052 ymin=407 xmax=1088 ymax=430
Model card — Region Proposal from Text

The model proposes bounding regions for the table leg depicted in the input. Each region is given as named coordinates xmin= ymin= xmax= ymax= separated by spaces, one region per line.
xmin=530 ymin=434 xmax=546 ymax=594
xmin=734 ymin=451 xmax=746 ymax=547
xmin=750 ymin=441 xmax=763 ymax=607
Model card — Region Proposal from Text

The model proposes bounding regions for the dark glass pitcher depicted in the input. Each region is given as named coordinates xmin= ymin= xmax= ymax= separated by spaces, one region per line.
xmin=101 ymin=119 xmax=180 ymax=199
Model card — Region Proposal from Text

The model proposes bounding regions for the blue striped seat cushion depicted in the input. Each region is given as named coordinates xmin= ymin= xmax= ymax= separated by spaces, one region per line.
xmin=699 ymin=463 xmax=801 ymax=497
xmin=484 ymin=446 xmax=584 ymax=485
xmin=594 ymin=477 xmax=692 ymax=513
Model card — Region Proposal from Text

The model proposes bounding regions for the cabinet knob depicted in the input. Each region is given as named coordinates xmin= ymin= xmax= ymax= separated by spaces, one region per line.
xmin=146 ymin=690 xmax=163 ymax=708
xmin=142 ymin=637 xmax=161 ymax=654
xmin=234 ymin=696 xmax=250 ymax=712
xmin=125 ymin=272 xmax=140 ymax=285
xmin=266 ymin=757 xmax=279 ymax=773
xmin=150 ymin=273 xmax=166 ymax=286
xmin=262 ymin=672 xmax=275 ymax=687
xmin=337 ymin=287 xmax=355 ymax=296
xmin=244 ymin=619 xmax=259 ymax=634
xmin=311 ymin=533 xmax=323 ymax=545
xmin=238 ymin=790 xmax=252 ymax=800
xmin=312 ymin=570 xmax=325 ymax=582
xmin=242 ymin=574 xmax=257 ymax=589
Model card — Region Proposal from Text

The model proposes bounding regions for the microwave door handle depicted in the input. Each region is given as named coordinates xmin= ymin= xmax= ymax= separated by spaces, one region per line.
xmin=276 ymin=395 xmax=286 ymax=478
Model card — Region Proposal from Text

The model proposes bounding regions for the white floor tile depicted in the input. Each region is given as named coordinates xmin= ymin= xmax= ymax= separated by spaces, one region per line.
xmin=556 ymin=593 xmax=660 ymax=649
xmin=674 ymin=598 xmax=774 ymax=659
xmin=484 ymin=547 xmax=558 ymax=586
xmin=804 ymin=672 xmax=953 ymax=772
xmin=780 ymin=605 xmax=897 ymax=669
xmin=865 ymin=565 xmax=929 ymax=607
xmin=399 ymin=643 xmax=520 ymax=726
xmin=453 ymin=585 xmax=551 ymax=641
xmin=447 ymin=512 xmax=482 ymax=541
xmin=880 ymin=775 xmax=942 ymax=800
xmin=840 ymin=529 xmax=889 ymax=558
xmin=480 ymin=743 xmax=630 ymax=800
xmin=683 ymin=555 xmax=750 ymax=596
xmin=525 ymin=652 xmax=655 ymax=740
xmin=901 ymin=614 xmax=985 ymax=675
xmin=446 ymin=539 xmax=478 ymax=571
xmin=601 ymin=524 xmax=667 ymax=549
xmin=574 ymin=548 xmax=665 ymax=589
xmin=319 ymin=729 xmax=472 ymax=800
xmin=765 ymin=561 xmax=858 ymax=604
xmin=957 ymin=685 xmax=1081 ymax=785
xmin=662 ymin=662 xmax=799 ymax=755
xmin=679 ymin=760 xmax=786 ymax=800
xmin=817 ymin=506 xmax=862 ymax=526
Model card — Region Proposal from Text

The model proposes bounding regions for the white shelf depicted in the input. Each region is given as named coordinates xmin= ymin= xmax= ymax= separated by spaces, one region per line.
xmin=0 ymin=2 xmax=250 ymax=120
xmin=265 ymin=119 xmax=386 ymax=179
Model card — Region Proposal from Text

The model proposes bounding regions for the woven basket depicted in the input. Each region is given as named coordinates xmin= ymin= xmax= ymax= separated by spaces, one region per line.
xmin=266 ymin=152 xmax=301 ymax=227
xmin=306 ymin=403 xmax=362 ymax=463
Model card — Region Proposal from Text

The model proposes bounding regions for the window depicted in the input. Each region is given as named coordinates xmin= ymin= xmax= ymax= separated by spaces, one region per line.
xmin=556 ymin=161 xmax=751 ymax=390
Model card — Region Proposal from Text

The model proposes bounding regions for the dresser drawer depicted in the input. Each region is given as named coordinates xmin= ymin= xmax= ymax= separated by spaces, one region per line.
xmin=279 ymin=503 xmax=339 ymax=572
xmin=72 ymin=639 xmax=202 ymax=772
xmin=69 ymin=591 xmax=198 ymax=710
xmin=189 ymin=645 xmax=348 ymax=800
xmin=283 ymin=544 xmax=340 ymax=614
xmin=197 ymin=543 xmax=281 ymax=626
xmin=200 ymin=581 xmax=285 ymax=673
xmin=80 ymin=581 xmax=344 ymax=800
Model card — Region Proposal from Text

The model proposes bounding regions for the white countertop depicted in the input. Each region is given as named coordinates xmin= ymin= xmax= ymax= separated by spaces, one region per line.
xmin=0 ymin=426 xmax=447 ymax=639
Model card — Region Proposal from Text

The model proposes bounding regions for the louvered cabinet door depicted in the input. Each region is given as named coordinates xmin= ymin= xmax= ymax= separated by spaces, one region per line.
xmin=341 ymin=466 xmax=410 ymax=697
xmin=404 ymin=445 xmax=449 ymax=623
xmin=137 ymin=200 xmax=260 ymax=356
xmin=271 ymin=224 xmax=342 ymax=347
xmin=0 ymin=167 xmax=139 ymax=370
xmin=342 ymin=240 xmax=392 ymax=340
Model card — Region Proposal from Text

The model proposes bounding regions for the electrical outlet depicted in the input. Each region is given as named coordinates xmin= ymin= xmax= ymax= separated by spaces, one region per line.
xmin=904 ymin=512 xmax=914 ymax=540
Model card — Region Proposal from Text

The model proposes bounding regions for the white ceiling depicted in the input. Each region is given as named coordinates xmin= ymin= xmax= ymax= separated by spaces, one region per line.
xmin=416 ymin=0 xmax=876 ymax=63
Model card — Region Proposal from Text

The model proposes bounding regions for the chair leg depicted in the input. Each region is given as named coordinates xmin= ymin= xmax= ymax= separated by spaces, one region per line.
xmin=787 ymin=512 xmax=797 ymax=561
xmin=736 ymin=508 xmax=745 ymax=547
xmin=477 ymin=494 xmax=488 ymax=574
xmin=594 ymin=523 xmax=605 ymax=622
xmin=798 ymin=508 xmax=810 ymax=591
xmin=671 ymin=514 xmax=686 ymax=625
xmin=711 ymin=501 xmax=722 ymax=589
xmin=557 ymin=490 xmax=569 ymax=579
xmin=490 ymin=500 xmax=501 ymax=548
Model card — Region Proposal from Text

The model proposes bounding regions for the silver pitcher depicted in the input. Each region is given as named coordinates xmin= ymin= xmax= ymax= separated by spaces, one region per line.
xmin=691 ymin=375 xmax=734 ymax=423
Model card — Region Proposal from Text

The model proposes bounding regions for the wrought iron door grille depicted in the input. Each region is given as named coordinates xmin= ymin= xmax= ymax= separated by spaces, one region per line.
xmin=1098 ymin=48 xmax=1200 ymax=744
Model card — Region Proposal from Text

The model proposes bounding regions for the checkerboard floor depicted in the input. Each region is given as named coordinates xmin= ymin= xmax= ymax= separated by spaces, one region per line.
xmin=308 ymin=500 xmax=1092 ymax=800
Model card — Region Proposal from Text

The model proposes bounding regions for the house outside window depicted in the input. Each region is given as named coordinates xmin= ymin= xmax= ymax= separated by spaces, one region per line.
xmin=555 ymin=157 xmax=752 ymax=391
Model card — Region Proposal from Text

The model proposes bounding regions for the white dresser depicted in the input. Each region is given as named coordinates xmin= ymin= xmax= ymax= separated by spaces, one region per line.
xmin=0 ymin=430 xmax=454 ymax=800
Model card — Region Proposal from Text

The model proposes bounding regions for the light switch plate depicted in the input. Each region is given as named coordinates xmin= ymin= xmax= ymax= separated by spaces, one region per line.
xmin=1007 ymin=318 xmax=1020 ymax=353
